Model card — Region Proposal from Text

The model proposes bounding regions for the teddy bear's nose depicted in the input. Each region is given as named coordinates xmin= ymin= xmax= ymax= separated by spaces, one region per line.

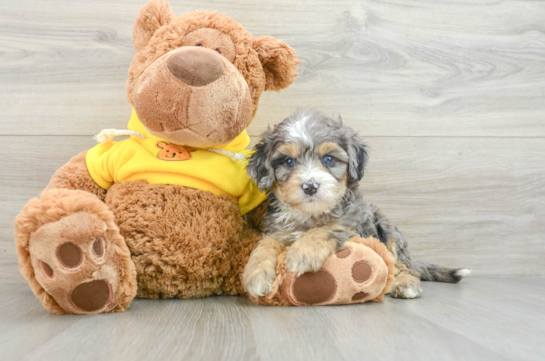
xmin=167 ymin=48 xmax=225 ymax=87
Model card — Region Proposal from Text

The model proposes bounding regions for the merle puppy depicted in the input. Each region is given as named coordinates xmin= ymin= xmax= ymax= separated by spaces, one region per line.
xmin=243 ymin=109 xmax=470 ymax=299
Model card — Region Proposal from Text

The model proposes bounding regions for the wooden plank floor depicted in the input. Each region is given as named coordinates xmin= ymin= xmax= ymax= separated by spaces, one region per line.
xmin=1 ymin=275 xmax=544 ymax=361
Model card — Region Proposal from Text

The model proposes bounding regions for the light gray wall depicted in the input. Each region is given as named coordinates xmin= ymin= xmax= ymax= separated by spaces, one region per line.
xmin=1 ymin=0 xmax=544 ymax=281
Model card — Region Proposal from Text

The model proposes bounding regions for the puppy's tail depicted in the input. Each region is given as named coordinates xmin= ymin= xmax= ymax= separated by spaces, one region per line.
xmin=411 ymin=260 xmax=471 ymax=283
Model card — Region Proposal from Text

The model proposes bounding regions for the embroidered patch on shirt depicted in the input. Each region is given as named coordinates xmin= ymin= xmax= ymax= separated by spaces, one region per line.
xmin=156 ymin=141 xmax=195 ymax=161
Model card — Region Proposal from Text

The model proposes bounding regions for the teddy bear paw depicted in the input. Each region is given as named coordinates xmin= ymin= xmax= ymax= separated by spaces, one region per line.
xmin=283 ymin=240 xmax=393 ymax=306
xmin=28 ymin=212 xmax=130 ymax=314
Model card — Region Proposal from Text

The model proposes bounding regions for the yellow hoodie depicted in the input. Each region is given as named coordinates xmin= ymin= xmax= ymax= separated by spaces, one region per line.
xmin=86 ymin=109 xmax=266 ymax=215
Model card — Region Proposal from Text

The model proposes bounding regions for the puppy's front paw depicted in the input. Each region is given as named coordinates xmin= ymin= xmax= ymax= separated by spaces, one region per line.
xmin=285 ymin=242 xmax=332 ymax=276
xmin=243 ymin=264 xmax=276 ymax=298
xmin=390 ymin=281 xmax=422 ymax=299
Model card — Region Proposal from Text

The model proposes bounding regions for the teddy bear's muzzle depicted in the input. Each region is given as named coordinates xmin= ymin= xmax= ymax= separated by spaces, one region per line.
xmin=167 ymin=48 xmax=225 ymax=87
xmin=133 ymin=47 xmax=253 ymax=148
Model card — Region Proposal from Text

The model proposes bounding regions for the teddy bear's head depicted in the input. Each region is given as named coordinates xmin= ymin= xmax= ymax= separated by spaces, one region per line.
xmin=126 ymin=0 xmax=299 ymax=148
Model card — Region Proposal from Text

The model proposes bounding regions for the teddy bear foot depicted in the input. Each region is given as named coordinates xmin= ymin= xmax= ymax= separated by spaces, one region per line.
xmin=15 ymin=189 xmax=137 ymax=314
xmin=27 ymin=212 xmax=129 ymax=314
xmin=254 ymin=237 xmax=396 ymax=306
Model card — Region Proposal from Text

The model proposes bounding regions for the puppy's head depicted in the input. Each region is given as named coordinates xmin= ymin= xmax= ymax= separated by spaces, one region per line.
xmin=248 ymin=109 xmax=368 ymax=214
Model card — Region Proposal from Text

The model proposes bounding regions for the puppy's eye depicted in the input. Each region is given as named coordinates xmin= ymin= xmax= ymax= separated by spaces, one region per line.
xmin=215 ymin=49 xmax=221 ymax=54
xmin=323 ymin=155 xmax=335 ymax=165
xmin=284 ymin=158 xmax=296 ymax=168
xmin=196 ymin=44 xmax=203 ymax=47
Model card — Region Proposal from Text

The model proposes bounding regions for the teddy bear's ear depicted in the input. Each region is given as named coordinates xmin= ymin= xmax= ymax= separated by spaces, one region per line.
xmin=133 ymin=0 xmax=176 ymax=52
xmin=252 ymin=36 xmax=299 ymax=92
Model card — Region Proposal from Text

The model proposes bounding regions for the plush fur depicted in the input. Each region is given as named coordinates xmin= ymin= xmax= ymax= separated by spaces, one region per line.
xmin=46 ymin=151 xmax=106 ymax=200
xmin=132 ymin=46 xmax=254 ymax=147
xmin=105 ymin=180 xmax=255 ymax=299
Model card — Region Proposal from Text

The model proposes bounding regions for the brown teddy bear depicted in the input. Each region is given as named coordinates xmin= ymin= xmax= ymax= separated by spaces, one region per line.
xmin=14 ymin=0 xmax=394 ymax=314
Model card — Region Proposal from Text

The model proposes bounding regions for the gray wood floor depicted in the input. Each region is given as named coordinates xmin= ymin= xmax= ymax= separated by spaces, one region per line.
xmin=1 ymin=275 xmax=544 ymax=361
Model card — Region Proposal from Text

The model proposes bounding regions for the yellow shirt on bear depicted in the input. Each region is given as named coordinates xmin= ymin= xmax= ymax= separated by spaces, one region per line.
xmin=86 ymin=109 xmax=266 ymax=215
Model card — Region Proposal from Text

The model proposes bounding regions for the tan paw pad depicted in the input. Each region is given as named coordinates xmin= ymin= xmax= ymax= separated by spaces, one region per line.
xmin=92 ymin=237 xmax=104 ymax=258
xmin=335 ymin=248 xmax=351 ymax=258
xmin=40 ymin=261 xmax=54 ymax=278
xmin=69 ymin=280 xmax=111 ymax=312
xmin=57 ymin=242 xmax=83 ymax=268
xmin=292 ymin=270 xmax=336 ymax=305
xmin=352 ymin=261 xmax=373 ymax=283
xmin=352 ymin=291 xmax=369 ymax=301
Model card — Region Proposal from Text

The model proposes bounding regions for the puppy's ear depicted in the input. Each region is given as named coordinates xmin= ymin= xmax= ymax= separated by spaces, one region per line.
xmin=247 ymin=128 xmax=275 ymax=191
xmin=133 ymin=0 xmax=176 ymax=52
xmin=347 ymin=133 xmax=368 ymax=182
xmin=252 ymin=36 xmax=299 ymax=92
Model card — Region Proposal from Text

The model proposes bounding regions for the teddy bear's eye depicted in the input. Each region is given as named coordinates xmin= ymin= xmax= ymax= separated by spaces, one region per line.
xmin=196 ymin=44 xmax=203 ymax=47
xmin=215 ymin=49 xmax=221 ymax=54
xmin=167 ymin=150 xmax=170 ymax=152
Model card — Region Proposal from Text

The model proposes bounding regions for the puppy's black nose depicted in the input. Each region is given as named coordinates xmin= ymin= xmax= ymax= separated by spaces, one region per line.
xmin=302 ymin=182 xmax=319 ymax=195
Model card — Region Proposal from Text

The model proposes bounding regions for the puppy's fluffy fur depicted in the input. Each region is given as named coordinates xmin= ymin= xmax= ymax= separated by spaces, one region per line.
xmin=243 ymin=109 xmax=470 ymax=299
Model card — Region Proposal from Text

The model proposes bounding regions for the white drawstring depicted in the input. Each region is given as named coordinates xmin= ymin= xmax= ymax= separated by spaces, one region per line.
xmin=94 ymin=129 xmax=146 ymax=144
xmin=93 ymin=129 xmax=246 ymax=162
xmin=207 ymin=148 xmax=246 ymax=162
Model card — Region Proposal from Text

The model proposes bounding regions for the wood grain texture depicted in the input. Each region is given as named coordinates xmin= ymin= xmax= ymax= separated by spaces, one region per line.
xmin=0 ymin=136 xmax=98 ymax=258
xmin=1 ymin=136 xmax=543 ymax=276
xmin=0 ymin=277 xmax=544 ymax=361
xmin=0 ymin=0 xmax=544 ymax=136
